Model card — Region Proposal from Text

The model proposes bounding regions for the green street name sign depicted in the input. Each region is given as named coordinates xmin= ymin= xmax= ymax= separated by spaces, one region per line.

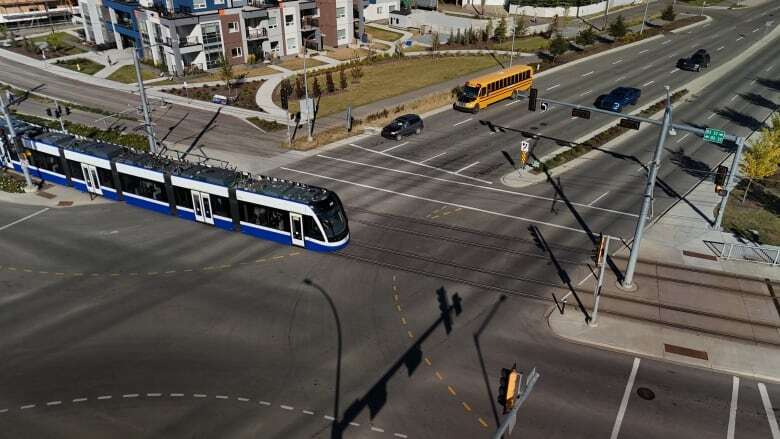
xmin=703 ymin=128 xmax=726 ymax=144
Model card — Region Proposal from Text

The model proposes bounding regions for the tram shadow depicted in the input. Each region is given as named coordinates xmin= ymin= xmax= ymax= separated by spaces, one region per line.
xmin=329 ymin=287 xmax=463 ymax=439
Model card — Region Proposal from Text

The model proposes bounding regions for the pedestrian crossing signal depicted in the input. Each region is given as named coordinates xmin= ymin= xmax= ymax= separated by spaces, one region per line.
xmin=714 ymin=165 xmax=728 ymax=193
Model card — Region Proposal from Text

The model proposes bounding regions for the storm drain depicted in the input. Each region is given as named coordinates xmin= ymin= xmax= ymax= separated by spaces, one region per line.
xmin=664 ymin=343 xmax=709 ymax=361
xmin=637 ymin=387 xmax=656 ymax=400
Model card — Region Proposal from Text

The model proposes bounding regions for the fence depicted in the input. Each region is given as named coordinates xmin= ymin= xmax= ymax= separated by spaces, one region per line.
xmin=706 ymin=241 xmax=780 ymax=266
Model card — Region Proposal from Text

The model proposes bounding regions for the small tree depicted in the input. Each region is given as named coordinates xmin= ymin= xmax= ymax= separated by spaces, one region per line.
xmin=325 ymin=71 xmax=335 ymax=93
xmin=484 ymin=20 xmax=493 ymax=43
xmin=547 ymin=14 xmax=560 ymax=38
xmin=431 ymin=31 xmax=440 ymax=53
xmin=661 ymin=5 xmax=676 ymax=21
xmin=549 ymin=33 xmax=568 ymax=61
xmin=448 ymin=29 xmax=454 ymax=44
xmin=514 ymin=14 xmax=527 ymax=39
xmin=455 ymin=28 xmax=463 ymax=45
xmin=575 ymin=26 xmax=597 ymax=46
xmin=609 ymin=14 xmax=628 ymax=38
xmin=294 ymin=75 xmax=304 ymax=98
xmin=217 ymin=54 xmax=234 ymax=98
xmin=494 ymin=17 xmax=507 ymax=43
xmin=339 ymin=66 xmax=348 ymax=90
xmin=280 ymin=79 xmax=291 ymax=110
xmin=740 ymin=128 xmax=780 ymax=202
xmin=46 ymin=32 xmax=63 ymax=52
xmin=350 ymin=63 xmax=363 ymax=81
xmin=312 ymin=76 xmax=322 ymax=98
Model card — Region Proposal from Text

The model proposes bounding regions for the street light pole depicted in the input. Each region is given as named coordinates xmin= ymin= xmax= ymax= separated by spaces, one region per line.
xmin=302 ymin=45 xmax=313 ymax=142
xmin=132 ymin=45 xmax=158 ymax=154
xmin=621 ymin=86 xmax=674 ymax=290
xmin=639 ymin=0 xmax=650 ymax=35
xmin=700 ymin=1 xmax=706 ymax=16
xmin=713 ymin=136 xmax=746 ymax=230
xmin=0 ymin=93 xmax=34 ymax=191
xmin=509 ymin=24 xmax=516 ymax=68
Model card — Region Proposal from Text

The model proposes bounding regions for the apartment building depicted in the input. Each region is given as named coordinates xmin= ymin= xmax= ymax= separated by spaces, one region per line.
xmin=315 ymin=0 xmax=352 ymax=47
xmin=80 ymin=0 xmax=115 ymax=45
xmin=0 ymin=0 xmax=77 ymax=29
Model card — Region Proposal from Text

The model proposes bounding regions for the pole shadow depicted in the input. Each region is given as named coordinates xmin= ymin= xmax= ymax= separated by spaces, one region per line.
xmin=473 ymin=294 xmax=507 ymax=426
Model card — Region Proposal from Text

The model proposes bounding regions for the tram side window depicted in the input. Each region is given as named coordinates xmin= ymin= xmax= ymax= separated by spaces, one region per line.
xmin=210 ymin=195 xmax=231 ymax=218
xmin=119 ymin=173 xmax=169 ymax=202
xmin=239 ymin=201 xmax=290 ymax=232
xmin=173 ymin=186 xmax=194 ymax=209
xmin=303 ymin=215 xmax=324 ymax=241
xmin=97 ymin=167 xmax=114 ymax=189
xmin=67 ymin=159 xmax=82 ymax=179
xmin=29 ymin=150 xmax=62 ymax=174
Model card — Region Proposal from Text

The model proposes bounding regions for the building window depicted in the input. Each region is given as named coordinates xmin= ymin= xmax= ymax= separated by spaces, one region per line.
xmin=215 ymin=0 xmax=224 ymax=3
xmin=228 ymin=21 xmax=238 ymax=33
xmin=231 ymin=46 xmax=242 ymax=57
xmin=389 ymin=4 xmax=396 ymax=11
xmin=336 ymin=6 xmax=345 ymax=18
xmin=201 ymin=22 xmax=222 ymax=45
xmin=268 ymin=16 xmax=277 ymax=29
xmin=287 ymin=37 xmax=297 ymax=51
xmin=205 ymin=51 xmax=222 ymax=69
xmin=377 ymin=6 xmax=382 ymax=14
xmin=193 ymin=0 xmax=206 ymax=9
xmin=337 ymin=28 xmax=346 ymax=40
xmin=285 ymin=14 xmax=294 ymax=26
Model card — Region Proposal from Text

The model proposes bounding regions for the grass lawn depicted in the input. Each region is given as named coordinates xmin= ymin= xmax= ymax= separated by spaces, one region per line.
xmin=277 ymin=55 xmax=506 ymax=118
xmin=54 ymin=58 xmax=104 ymax=75
xmin=490 ymin=36 xmax=549 ymax=52
xmin=402 ymin=44 xmax=429 ymax=53
xmin=365 ymin=25 xmax=403 ymax=42
xmin=327 ymin=47 xmax=369 ymax=61
xmin=724 ymin=175 xmax=780 ymax=246
xmin=277 ymin=57 xmax=325 ymax=71
xmin=30 ymin=32 xmax=87 ymax=57
xmin=370 ymin=41 xmax=390 ymax=51
xmin=107 ymin=64 xmax=160 ymax=83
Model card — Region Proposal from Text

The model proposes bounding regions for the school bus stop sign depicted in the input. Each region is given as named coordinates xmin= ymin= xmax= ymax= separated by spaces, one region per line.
xmin=704 ymin=128 xmax=725 ymax=144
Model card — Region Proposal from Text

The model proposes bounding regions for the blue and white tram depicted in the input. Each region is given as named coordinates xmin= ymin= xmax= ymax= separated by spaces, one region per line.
xmin=0 ymin=121 xmax=349 ymax=252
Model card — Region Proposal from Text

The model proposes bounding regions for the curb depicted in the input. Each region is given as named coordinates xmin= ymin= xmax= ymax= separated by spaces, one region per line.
xmin=669 ymin=14 xmax=713 ymax=34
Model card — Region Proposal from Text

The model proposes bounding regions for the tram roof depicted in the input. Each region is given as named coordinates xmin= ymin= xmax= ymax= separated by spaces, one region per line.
xmin=115 ymin=149 xmax=179 ymax=173
xmin=32 ymin=131 xmax=74 ymax=146
xmin=172 ymin=162 xmax=239 ymax=187
xmin=64 ymin=139 xmax=125 ymax=160
xmin=236 ymin=175 xmax=331 ymax=205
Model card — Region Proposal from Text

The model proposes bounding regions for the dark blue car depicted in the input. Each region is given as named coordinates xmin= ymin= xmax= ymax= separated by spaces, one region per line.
xmin=594 ymin=87 xmax=641 ymax=113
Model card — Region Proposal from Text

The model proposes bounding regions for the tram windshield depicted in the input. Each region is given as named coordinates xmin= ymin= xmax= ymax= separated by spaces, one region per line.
xmin=313 ymin=193 xmax=348 ymax=241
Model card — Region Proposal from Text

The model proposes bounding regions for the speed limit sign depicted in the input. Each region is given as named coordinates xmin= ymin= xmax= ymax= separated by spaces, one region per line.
xmin=520 ymin=140 xmax=530 ymax=152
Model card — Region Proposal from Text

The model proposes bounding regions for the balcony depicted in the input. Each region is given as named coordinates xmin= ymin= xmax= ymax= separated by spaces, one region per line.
xmin=162 ymin=36 xmax=202 ymax=53
xmin=103 ymin=0 xmax=139 ymax=15
xmin=300 ymin=16 xmax=318 ymax=32
xmin=246 ymin=28 xmax=268 ymax=40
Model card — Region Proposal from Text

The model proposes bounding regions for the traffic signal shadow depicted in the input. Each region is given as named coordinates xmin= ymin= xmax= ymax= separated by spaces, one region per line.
xmin=329 ymin=286 xmax=464 ymax=439
xmin=472 ymin=294 xmax=507 ymax=426
xmin=668 ymin=149 xmax=714 ymax=180
xmin=714 ymin=107 xmax=766 ymax=132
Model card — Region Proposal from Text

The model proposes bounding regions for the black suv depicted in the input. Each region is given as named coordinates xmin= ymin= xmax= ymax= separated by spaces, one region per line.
xmin=677 ymin=49 xmax=711 ymax=72
xmin=381 ymin=114 xmax=424 ymax=141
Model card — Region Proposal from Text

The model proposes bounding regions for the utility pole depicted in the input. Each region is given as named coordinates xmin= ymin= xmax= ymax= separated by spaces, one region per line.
xmin=639 ymin=0 xmax=650 ymax=35
xmin=0 ymin=93 xmax=34 ymax=191
xmin=509 ymin=23 xmax=516 ymax=68
xmin=713 ymin=136 xmax=746 ymax=230
xmin=132 ymin=45 xmax=158 ymax=153
xmin=602 ymin=0 xmax=610 ymax=30
xmin=621 ymin=86 xmax=674 ymax=291
xmin=302 ymin=45 xmax=313 ymax=142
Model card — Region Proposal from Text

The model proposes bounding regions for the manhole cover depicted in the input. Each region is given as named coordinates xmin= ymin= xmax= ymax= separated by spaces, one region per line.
xmin=57 ymin=201 xmax=73 ymax=207
xmin=637 ymin=387 xmax=655 ymax=400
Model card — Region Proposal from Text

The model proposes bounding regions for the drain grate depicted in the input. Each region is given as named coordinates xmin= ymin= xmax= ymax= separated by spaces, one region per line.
xmin=637 ymin=387 xmax=655 ymax=400
xmin=57 ymin=201 xmax=74 ymax=207
xmin=664 ymin=343 xmax=708 ymax=360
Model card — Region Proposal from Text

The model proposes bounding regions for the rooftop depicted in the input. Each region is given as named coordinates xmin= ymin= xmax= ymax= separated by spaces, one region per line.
xmin=235 ymin=174 xmax=331 ymax=205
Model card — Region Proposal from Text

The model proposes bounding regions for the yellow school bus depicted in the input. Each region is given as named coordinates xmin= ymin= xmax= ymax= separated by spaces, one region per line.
xmin=453 ymin=65 xmax=534 ymax=113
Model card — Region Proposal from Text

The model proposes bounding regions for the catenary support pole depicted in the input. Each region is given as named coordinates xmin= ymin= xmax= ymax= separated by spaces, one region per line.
xmin=621 ymin=86 xmax=674 ymax=290
xmin=590 ymin=236 xmax=609 ymax=326
xmin=713 ymin=136 xmax=746 ymax=230
xmin=303 ymin=46 xmax=313 ymax=142
xmin=132 ymin=45 xmax=158 ymax=154
xmin=0 ymin=93 xmax=34 ymax=191
xmin=639 ymin=0 xmax=650 ymax=35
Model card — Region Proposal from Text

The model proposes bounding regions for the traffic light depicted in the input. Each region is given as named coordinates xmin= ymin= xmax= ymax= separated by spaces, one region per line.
xmin=619 ymin=118 xmax=641 ymax=130
xmin=497 ymin=366 xmax=521 ymax=413
xmin=572 ymin=108 xmax=591 ymax=119
xmin=498 ymin=368 xmax=511 ymax=410
xmin=519 ymin=151 xmax=529 ymax=166
xmin=714 ymin=165 xmax=728 ymax=193
xmin=592 ymin=234 xmax=607 ymax=267
xmin=528 ymin=87 xmax=538 ymax=112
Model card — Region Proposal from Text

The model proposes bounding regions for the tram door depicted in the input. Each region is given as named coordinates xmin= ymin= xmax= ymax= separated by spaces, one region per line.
xmin=290 ymin=213 xmax=305 ymax=247
xmin=0 ymin=143 xmax=9 ymax=168
xmin=191 ymin=190 xmax=214 ymax=225
xmin=81 ymin=164 xmax=103 ymax=196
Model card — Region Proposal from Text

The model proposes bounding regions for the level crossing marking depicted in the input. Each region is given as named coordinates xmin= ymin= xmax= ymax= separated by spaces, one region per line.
xmin=588 ymin=191 xmax=609 ymax=206
xmin=315 ymin=153 xmax=637 ymax=217
xmin=609 ymin=358 xmax=641 ymax=439
xmin=546 ymin=83 xmax=561 ymax=91
xmin=420 ymin=152 xmax=447 ymax=164
xmin=580 ymin=89 xmax=593 ymax=96
xmin=577 ymin=272 xmax=595 ymax=286
xmin=727 ymin=377 xmax=739 ymax=439
xmin=642 ymin=80 xmax=655 ymax=87
xmin=281 ymin=166 xmax=591 ymax=234
xmin=612 ymin=59 xmax=623 ymax=65
xmin=453 ymin=118 xmax=472 ymax=126
xmin=581 ymin=71 xmax=594 ymax=77
xmin=455 ymin=161 xmax=480 ymax=174
xmin=381 ymin=142 xmax=409 ymax=153
xmin=675 ymin=133 xmax=691 ymax=144
xmin=0 ymin=207 xmax=49 ymax=232
xmin=758 ymin=383 xmax=780 ymax=439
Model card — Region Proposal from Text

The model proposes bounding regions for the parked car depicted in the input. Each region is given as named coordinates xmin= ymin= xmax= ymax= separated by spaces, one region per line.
xmin=381 ymin=114 xmax=424 ymax=141
xmin=594 ymin=87 xmax=642 ymax=113
xmin=677 ymin=49 xmax=711 ymax=72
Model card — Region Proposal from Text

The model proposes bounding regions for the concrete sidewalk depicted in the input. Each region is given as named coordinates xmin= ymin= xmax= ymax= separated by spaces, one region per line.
xmin=0 ymin=178 xmax=110 ymax=208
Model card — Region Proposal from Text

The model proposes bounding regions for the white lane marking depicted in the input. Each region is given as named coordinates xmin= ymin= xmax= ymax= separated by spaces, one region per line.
xmin=72 ymin=398 xmax=87 ymax=403
xmin=282 ymin=167 xmax=589 ymax=234
xmin=193 ymin=394 xmax=207 ymax=398
xmin=661 ymin=40 xmax=672 ymax=45
xmin=504 ymin=99 xmax=522 ymax=106
xmin=691 ymin=43 xmax=698 ymax=48
xmin=0 ymin=409 xmax=8 ymax=413
xmin=641 ymin=64 xmax=653 ymax=70
xmin=215 ymin=395 xmax=228 ymax=399
xmin=237 ymin=397 xmax=250 ymax=402
xmin=729 ymin=95 xmax=737 ymax=102
xmin=371 ymin=426 xmax=386 ymax=433
xmin=170 ymin=393 xmax=184 ymax=397
xmin=20 ymin=404 xmax=35 ymax=410
xmin=455 ymin=161 xmax=480 ymax=174
xmin=717 ymin=46 xmax=725 ymax=51
xmin=582 ymin=71 xmax=595 ymax=77
xmin=614 ymin=75 xmax=626 ymax=83
xmin=46 ymin=401 xmax=62 ymax=406
xmin=642 ymin=80 xmax=655 ymax=87
xmin=670 ymin=68 xmax=680 ymax=74
xmin=302 ymin=409 xmax=315 ymax=415
xmin=0 ymin=207 xmax=50 ymax=232
xmin=324 ymin=415 xmax=336 ymax=421
xmin=707 ymin=113 xmax=715 ymax=120
xmin=381 ymin=142 xmax=409 ymax=153
xmin=580 ymin=89 xmax=593 ymax=96
xmin=751 ymin=79 xmax=757 ymax=84
xmin=546 ymin=83 xmax=561 ymax=91
xmin=147 ymin=393 xmax=162 ymax=397
xmin=675 ymin=133 xmax=691 ymax=144
xmin=280 ymin=405 xmax=294 ymax=411
xmin=350 ymin=422 xmax=361 ymax=427
xmin=570 ymin=116 xmax=578 ymax=120
xmin=577 ymin=272 xmax=595 ymax=286
xmin=349 ymin=144 xmax=492 ymax=185
xmin=758 ymin=383 xmax=780 ymax=439
xmin=767 ymin=65 xmax=775 ymax=72
xmin=612 ymin=59 xmax=623 ymax=65
xmin=122 ymin=394 xmax=139 ymax=398
xmin=639 ymin=49 xmax=649 ymax=54
xmin=736 ymin=36 xmax=744 ymax=41
xmin=589 ymin=191 xmax=609 ymax=206
xmin=394 ymin=434 xmax=409 ymax=438
xmin=259 ymin=400 xmax=271 ymax=406
xmin=97 ymin=395 xmax=112 ymax=400
xmin=727 ymin=377 xmax=739 ymax=439
xmin=609 ymin=358 xmax=641 ymax=439
xmin=753 ymin=28 xmax=760 ymax=33
xmin=453 ymin=118 xmax=472 ymax=126
xmin=420 ymin=151 xmax=447 ymax=164
xmin=315 ymin=154 xmax=637 ymax=217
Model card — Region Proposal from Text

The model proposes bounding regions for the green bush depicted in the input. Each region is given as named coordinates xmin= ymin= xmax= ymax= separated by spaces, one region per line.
xmin=661 ymin=5 xmax=676 ymax=21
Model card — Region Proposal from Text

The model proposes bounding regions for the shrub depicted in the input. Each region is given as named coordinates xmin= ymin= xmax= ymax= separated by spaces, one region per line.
xmin=661 ymin=5 xmax=676 ymax=21
xmin=312 ymin=76 xmax=322 ymax=98
xmin=608 ymin=15 xmax=628 ymax=38
xmin=325 ymin=71 xmax=335 ymax=93
xmin=575 ymin=26 xmax=597 ymax=46
xmin=339 ymin=67 xmax=348 ymax=90
xmin=549 ymin=33 xmax=568 ymax=59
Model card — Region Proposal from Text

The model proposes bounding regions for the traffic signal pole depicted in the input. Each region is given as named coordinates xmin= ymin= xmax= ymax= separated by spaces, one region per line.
xmin=0 ymin=93 xmax=34 ymax=191
xmin=132 ymin=45 xmax=158 ymax=154
xmin=713 ymin=136 xmax=746 ymax=230
xmin=492 ymin=367 xmax=540 ymax=439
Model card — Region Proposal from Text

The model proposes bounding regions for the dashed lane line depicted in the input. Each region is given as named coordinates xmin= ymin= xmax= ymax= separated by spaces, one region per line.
xmin=614 ymin=76 xmax=626 ymax=83
xmin=661 ymin=40 xmax=671 ymax=45
xmin=382 ymin=142 xmax=409 ymax=153
xmin=419 ymin=152 xmax=447 ymax=164
xmin=97 ymin=395 xmax=112 ymax=400
xmin=122 ymin=394 xmax=139 ymax=398
xmin=717 ymin=46 xmax=725 ymax=51
xmin=546 ymin=83 xmax=561 ymax=91
xmin=453 ymin=118 xmax=472 ymax=127
xmin=727 ymin=377 xmax=739 ymax=439
xmin=642 ymin=80 xmax=655 ymax=87
xmin=638 ymin=49 xmax=649 ymax=54
xmin=581 ymin=71 xmax=594 ymax=77
xmin=707 ymin=113 xmax=715 ymax=120
xmin=371 ymin=426 xmax=385 ymax=433
xmin=280 ymin=405 xmax=294 ymax=411
xmin=675 ymin=133 xmax=691 ymax=144
xmin=612 ymin=59 xmax=623 ymax=65
xmin=669 ymin=68 xmax=679 ymax=74
xmin=737 ymin=36 xmax=744 ymax=41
